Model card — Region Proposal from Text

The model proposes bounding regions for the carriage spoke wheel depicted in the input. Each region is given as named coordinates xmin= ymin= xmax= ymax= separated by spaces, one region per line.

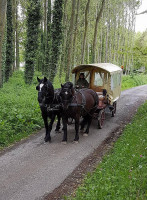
xmin=98 ymin=109 xmax=105 ymax=129
xmin=112 ymin=102 xmax=117 ymax=117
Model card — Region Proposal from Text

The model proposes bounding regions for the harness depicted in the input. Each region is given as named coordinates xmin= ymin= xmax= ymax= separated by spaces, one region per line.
xmin=67 ymin=89 xmax=98 ymax=117
xmin=39 ymin=91 xmax=62 ymax=112
xmin=69 ymin=89 xmax=86 ymax=108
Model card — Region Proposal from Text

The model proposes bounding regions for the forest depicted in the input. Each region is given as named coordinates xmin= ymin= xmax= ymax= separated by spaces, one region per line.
xmin=0 ymin=0 xmax=147 ymax=88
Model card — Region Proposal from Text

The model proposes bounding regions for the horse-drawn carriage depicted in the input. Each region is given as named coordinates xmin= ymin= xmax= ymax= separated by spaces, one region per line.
xmin=36 ymin=63 xmax=122 ymax=143
xmin=72 ymin=63 xmax=122 ymax=128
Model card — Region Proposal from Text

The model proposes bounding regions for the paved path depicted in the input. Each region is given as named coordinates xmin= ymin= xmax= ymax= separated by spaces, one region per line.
xmin=0 ymin=85 xmax=147 ymax=200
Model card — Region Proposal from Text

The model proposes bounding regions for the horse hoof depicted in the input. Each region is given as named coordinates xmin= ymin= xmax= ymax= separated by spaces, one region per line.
xmin=73 ymin=140 xmax=79 ymax=144
xmin=80 ymin=129 xmax=84 ymax=133
xmin=83 ymin=133 xmax=88 ymax=137
xmin=55 ymin=130 xmax=61 ymax=133
xmin=44 ymin=136 xmax=51 ymax=143
xmin=62 ymin=141 xmax=67 ymax=145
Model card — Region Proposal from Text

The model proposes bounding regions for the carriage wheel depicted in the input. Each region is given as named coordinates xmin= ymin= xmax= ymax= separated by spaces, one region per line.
xmin=112 ymin=102 xmax=117 ymax=117
xmin=98 ymin=109 xmax=105 ymax=129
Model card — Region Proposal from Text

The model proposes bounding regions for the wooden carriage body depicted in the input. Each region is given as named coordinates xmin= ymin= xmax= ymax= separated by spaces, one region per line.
xmin=72 ymin=63 xmax=122 ymax=128
xmin=72 ymin=63 xmax=122 ymax=105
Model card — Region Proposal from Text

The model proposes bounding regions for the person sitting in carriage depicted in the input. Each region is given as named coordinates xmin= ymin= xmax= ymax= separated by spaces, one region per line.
xmin=75 ymin=73 xmax=89 ymax=89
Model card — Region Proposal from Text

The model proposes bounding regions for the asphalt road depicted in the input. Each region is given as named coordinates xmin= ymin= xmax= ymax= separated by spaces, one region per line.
xmin=0 ymin=85 xmax=147 ymax=200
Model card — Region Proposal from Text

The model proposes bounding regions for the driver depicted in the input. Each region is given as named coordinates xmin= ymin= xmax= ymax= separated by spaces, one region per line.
xmin=75 ymin=73 xmax=89 ymax=89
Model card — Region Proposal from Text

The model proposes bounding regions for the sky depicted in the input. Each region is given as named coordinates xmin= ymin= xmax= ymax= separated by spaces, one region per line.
xmin=135 ymin=0 xmax=147 ymax=32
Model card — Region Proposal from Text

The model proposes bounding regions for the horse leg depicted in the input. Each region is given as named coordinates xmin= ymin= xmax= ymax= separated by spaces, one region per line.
xmin=55 ymin=113 xmax=61 ymax=132
xmin=48 ymin=114 xmax=56 ymax=134
xmin=43 ymin=115 xmax=51 ymax=142
xmin=84 ymin=115 xmax=92 ymax=135
xmin=80 ymin=117 xmax=87 ymax=132
xmin=62 ymin=116 xmax=68 ymax=143
xmin=74 ymin=118 xmax=79 ymax=142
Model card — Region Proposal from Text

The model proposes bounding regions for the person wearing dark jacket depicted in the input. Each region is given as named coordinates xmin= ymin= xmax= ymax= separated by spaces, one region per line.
xmin=75 ymin=73 xmax=89 ymax=89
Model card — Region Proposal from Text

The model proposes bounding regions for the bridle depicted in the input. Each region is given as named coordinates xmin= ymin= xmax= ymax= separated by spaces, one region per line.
xmin=38 ymin=83 xmax=55 ymax=107
xmin=60 ymin=88 xmax=86 ymax=109
xmin=60 ymin=87 xmax=73 ymax=108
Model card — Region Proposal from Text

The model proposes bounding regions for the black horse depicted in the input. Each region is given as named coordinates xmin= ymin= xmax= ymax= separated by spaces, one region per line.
xmin=60 ymin=82 xmax=98 ymax=143
xmin=36 ymin=77 xmax=62 ymax=142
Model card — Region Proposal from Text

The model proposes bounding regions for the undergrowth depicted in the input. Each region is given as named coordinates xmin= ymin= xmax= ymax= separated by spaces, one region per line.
xmin=66 ymin=101 xmax=147 ymax=200
xmin=121 ymin=73 xmax=147 ymax=91
xmin=0 ymin=71 xmax=44 ymax=148
xmin=0 ymin=72 xmax=146 ymax=149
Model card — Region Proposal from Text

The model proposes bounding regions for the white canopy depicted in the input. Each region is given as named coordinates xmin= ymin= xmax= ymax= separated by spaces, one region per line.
xmin=72 ymin=63 xmax=122 ymax=74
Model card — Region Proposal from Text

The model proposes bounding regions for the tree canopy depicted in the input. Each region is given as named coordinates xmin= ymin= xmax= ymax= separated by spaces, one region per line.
xmin=0 ymin=0 xmax=146 ymax=86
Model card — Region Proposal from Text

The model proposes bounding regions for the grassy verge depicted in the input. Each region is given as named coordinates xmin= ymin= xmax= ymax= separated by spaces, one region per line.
xmin=0 ymin=72 xmax=146 ymax=149
xmin=121 ymin=73 xmax=147 ymax=91
xmin=66 ymin=101 xmax=147 ymax=200
xmin=0 ymin=71 xmax=44 ymax=149
xmin=0 ymin=71 xmax=64 ymax=149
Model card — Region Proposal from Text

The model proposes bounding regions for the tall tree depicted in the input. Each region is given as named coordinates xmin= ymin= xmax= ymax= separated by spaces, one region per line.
xmin=0 ymin=0 xmax=7 ymax=87
xmin=45 ymin=0 xmax=51 ymax=77
xmin=72 ymin=0 xmax=80 ymax=67
xmin=81 ymin=0 xmax=90 ymax=64
xmin=25 ymin=0 xmax=41 ymax=84
xmin=15 ymin=0 xmax=20 ymax=70
xmin=5 ymin=0 xmax=14 ymax=82
xmin=65 ymin=0 xmax=76 ymax=81
xmin=49 ymin=0 xmax=63 ymax=82
xmin=91 ymin=0 xmax=105 ymax=63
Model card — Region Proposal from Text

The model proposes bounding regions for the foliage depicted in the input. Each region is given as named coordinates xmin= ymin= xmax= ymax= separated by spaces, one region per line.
xmin=0 ymin=71 xmax=146 ymax=149
xmin=0 ymin=71 xmax=44 ymax=148
xmin=2 ymin=28 xmax=7 ymax=84
xmin=44 ymin=0 xmax=52 ymax=77
xmin=49 ymin=0 xmax=63 ymax=82
xmin=67 ymin=101 xmax=147 ymax=200
xmin=5 ymin=0 xmax=14 ymax=82
xmin=133 ymin=30 xmax=147 ymax=71
xmin=2 ymin=0 xmax=144 ymax=83
xmin=121 ymin=74 xmax=147 ymax=91
xmin=24 ymin=0 xmax=41 ymax=84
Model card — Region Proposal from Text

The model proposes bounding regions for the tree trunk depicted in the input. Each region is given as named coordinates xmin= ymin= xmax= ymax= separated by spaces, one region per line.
xmin=65 ymin=0 xmax=76 ymax=81
xmin=45 ymin=0 xmax=51 ymax=77
xmin=0 ymin=0 xmax=7 ymax=87
xmin=81 ymin=0 xmax=90 ymax=64
xmin=59 ymin=0 xmax=68 ymax=79
xmin=92 ymin=0 xmax=105 ymax=63
xmin=16 ymin=0 xmax=20 ymax=70
xmin=25 ymin=0 xmax=41 ymax=84
xmin=44 ymin=0 xmax=47 ymax=35
xmin=49 ymin=0 xmax=63 ymax=82
xmin=72 ymin=0 xmax=80 ymax=67
xmin=5 ymin=0 xmax=14 ymax=82
xmin=12 ymin=0 xmax=16 ymax=71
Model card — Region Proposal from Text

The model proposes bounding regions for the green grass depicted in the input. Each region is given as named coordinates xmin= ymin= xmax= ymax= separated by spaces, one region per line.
xmin=0 ymin=71 xmax=64 ymax=149
xmin=121 ymin=73 xmax=147 ymax=91
xmin=0 ymin=72 xmax=146 ymax=149
xmin=0 ymin=71 xmax=44 ymax=148
xmin=66 ymin=101 xmax=147 ymax=200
